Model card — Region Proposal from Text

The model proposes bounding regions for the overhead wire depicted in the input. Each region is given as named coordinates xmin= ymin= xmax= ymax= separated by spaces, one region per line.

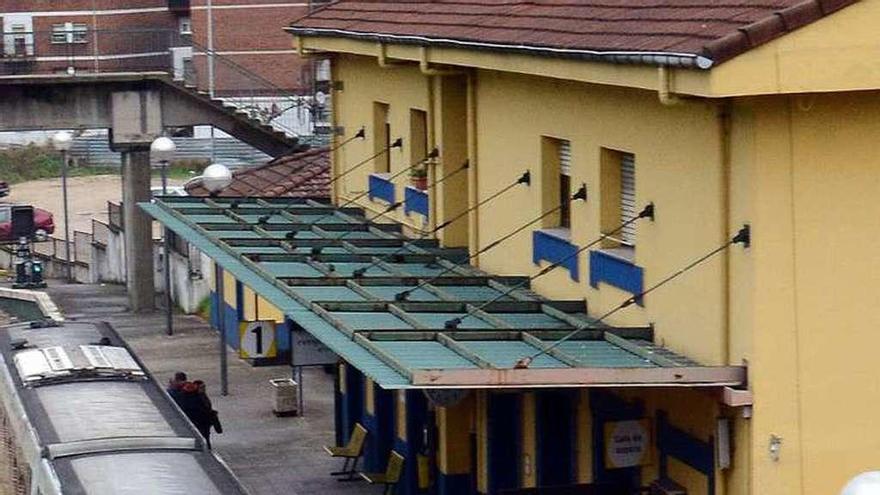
xmin=350 ymin=169 xmax=533 ymax=279
xmin=514 ymin=224 xmax=751 ymax=368
xmin=443 ymin=203 xmax=656 ymax=330
xmin=394 ymin=180 xmax=586 ymax=301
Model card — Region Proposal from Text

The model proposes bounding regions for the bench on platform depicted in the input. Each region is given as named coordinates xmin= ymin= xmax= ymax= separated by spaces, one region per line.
xmin=359 ymin=450 xmax=404 ymax=495
xmin=324 ymin=423 xmax=368 ymax=481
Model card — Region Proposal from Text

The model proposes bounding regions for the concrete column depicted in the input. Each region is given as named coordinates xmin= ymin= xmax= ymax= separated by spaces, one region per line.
xmin=122 ymin=150 xmax=154 ymax=312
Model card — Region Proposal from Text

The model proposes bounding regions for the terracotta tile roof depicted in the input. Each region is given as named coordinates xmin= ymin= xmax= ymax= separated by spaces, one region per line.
xmin=186 ymin=147 xmax=330 ymax=198
xmin=289 ymin=0 xmax=859 ymax=66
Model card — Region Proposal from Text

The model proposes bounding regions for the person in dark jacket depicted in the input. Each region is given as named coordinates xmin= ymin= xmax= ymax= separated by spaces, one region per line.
xmin=193 ymin=380 xmax=222 ymax=448
xmin=167 ymin=371 xmax=188 ymax=404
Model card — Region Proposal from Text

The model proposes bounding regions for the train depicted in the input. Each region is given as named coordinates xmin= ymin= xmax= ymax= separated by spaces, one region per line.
xmin=0 ymin=318 xmax=249 ymax=495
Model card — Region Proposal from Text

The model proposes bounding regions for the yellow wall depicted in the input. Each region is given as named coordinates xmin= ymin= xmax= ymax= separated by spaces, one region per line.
xmin=241 ymin=285 xmax=285 ymax=322
xmin=741 ymin=91 xmax=880 ymax=495
xmin=311 ymin=20 xmax=880 ymax=493
xmin=437 ymin=394 xmax=474 ymax=476
xmin=222 ymin=270 xmax=236 ymax=307
xmin=473 ymin=70 xmax=727 ymax=365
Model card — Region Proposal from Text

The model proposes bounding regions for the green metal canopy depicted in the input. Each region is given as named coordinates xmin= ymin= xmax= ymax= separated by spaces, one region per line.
xmin=141 ymin=197 xmax=745 ymax=390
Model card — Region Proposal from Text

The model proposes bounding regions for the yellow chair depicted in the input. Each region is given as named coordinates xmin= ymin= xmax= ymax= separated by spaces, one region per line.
xmin=324 ymin=423 xmax=368 ymax=481
xmin=359 ymin=450 xmax=405 ymax=495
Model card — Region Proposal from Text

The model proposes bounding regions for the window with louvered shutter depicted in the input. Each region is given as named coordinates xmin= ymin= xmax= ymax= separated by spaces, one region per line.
xmin=559 ymin=140 xmax=571 ymax=176
xmin=619 ymin=153 xmax=636 ymax=246
xmin=559 ymin=140 xmax=572 ymax=228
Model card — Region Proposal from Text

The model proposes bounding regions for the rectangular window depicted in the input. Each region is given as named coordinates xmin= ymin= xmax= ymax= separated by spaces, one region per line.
xmin=619 ymin=153 xmax=637 ymax=246
xmin=373 ymin=102 xmax=390 ymax=174
xmin=540 ymin=137 xmax=572 ymax=229
xmin=409 ymin=109 xmax=428 ymax=165
xmin=52 ymin=23 xmax=88 ymax=44
xmin=179 ymin=17 xmax=192 ymax=35
xmin=559 ymin=140 xmax=572 ymax=229
xmin=600 ymin=148 xmax=636 ymax=253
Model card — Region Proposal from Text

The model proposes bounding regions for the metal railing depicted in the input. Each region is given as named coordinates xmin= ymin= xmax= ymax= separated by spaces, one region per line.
xmin=187 ymin=39 xmax=320 ymax=140
xmin=0 ymin=29 xmax=188 ymax=76
xmin=92 ymin=219 xmax=111 ymax=247
xmin=0 ymin=28 xmax=327 ymax=142
xmin=108 ymin=202 xmax=124 ymax=231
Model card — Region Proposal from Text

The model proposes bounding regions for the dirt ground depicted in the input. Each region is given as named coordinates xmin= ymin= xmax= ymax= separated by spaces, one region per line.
xmin=5 ymin=174 xmax=184 ymax=234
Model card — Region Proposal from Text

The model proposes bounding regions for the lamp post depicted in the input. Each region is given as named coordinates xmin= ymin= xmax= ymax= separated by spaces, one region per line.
xmin=51 ymin=131 xmax=73 ymax=283
xmin=202 ymin=163 xmax=232 ymax=395
xmin=151 ymin=136 xmax=176 ymax=336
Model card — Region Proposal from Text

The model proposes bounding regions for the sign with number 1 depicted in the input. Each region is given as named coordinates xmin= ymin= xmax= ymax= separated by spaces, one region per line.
xmin=239 ymin=320 xmax=277 ymax=359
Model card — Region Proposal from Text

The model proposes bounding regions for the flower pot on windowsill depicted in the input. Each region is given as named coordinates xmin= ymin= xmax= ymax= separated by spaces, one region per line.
xmin=411 ymin=176 xmax=428 ymax=190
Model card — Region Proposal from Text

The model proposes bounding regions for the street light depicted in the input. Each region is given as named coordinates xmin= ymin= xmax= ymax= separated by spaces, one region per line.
xmin=842 ymin=472 xmax=880 ymax=495
xmin=51 ymin=131 xmax=73 ymax=283
xmin=151 ymin=136 xmax=176 ymax=336
xmin=201 ymin=163 xmax=232 ymax=396
xmin=202 ymin=163 xmax=233 ymax=194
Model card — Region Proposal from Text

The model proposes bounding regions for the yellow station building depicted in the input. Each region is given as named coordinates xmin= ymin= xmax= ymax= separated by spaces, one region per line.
xmin=145 ymin=1 xmax=880 ymax=494
xmin=283 ymin=0 xmax=880 ymax=493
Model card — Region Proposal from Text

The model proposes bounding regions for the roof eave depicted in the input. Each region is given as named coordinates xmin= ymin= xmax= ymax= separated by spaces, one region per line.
xmin=411 ymin=366 xmax=747 ymax=388
xmin=287 ymin=27 xmax=715 ymax=70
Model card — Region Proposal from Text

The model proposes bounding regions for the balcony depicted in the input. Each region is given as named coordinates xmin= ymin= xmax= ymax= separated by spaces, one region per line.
xmin=168 ymin=0 xmax=191 ymax=13
xmin=589 ymin=250 xmax=643 ymax=303
xmin=532 ymin=229 xmax=579 ymax=281
xmin=368 ymin=174 xmax=395 ymax=204
xmin=404 ymin=186 xmax=428 ymax=217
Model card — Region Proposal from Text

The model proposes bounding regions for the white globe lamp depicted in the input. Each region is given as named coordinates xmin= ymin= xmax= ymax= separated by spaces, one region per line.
xmin=842 ymin=472 xmax=880 ymax=495
xmin=202 ymin=163 xmax=233 ymax=194
xmin=51 ymin=131 xmax=73 ymax=152
xmin=150 ymin=136 xmax=176 ymax=163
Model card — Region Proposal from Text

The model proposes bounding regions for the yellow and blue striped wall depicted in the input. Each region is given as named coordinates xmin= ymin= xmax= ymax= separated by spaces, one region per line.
xmin=208 ymin=266 xmax=292 ymax=363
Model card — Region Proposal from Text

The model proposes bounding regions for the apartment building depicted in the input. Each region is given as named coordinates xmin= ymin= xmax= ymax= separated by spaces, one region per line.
xmin=0 ymin=1 xmax=187 ymax=75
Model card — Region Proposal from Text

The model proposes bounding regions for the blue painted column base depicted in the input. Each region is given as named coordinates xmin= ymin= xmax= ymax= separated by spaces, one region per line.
xmin=438 ymin=472 xmax=472 ymax=495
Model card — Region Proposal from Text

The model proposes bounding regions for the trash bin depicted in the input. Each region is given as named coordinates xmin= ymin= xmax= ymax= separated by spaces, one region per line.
xmin=270 ymin=378 xmax=298 ymax=417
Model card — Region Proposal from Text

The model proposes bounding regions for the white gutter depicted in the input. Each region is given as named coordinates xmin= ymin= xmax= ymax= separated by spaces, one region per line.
xmin=286 ymin=27 xmax=715 ymax=69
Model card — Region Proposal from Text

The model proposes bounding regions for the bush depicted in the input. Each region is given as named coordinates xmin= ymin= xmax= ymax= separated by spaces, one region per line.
xmin=0 ymin=144 xmax=114 ymax=183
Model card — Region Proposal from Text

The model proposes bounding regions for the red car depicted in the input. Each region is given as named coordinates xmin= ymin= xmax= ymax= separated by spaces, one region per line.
xmin=0 ymin=205 xmax=55 ymax=241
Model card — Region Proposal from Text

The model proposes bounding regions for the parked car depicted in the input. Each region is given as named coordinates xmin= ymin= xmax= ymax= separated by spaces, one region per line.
xmin=0 ymin=181 xmax=10 ymax=198
xmin=0 ymin=204 xmax=55 ymax=241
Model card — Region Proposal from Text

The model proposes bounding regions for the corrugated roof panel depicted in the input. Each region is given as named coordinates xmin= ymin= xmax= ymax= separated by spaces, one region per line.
xmin=231 ymin=246 xmax=288 ymax=254
xmin=238 ymin=214 xmax=290 ymax=224
xmin=288 ymin=311 xmax=411 ymax=387
xmin=362 ymin=286 xmax=441 ymax=302
xmin=214 ymin=230 xmax=263 ymax=239
xmin=554 ymin=340 xmax=654 ymax=368
xmin=388 ymin=263 xmax=449 ymax=277
xmin=412 ymin=313 xmax=494 ymax=329
xmin=321 ymin=262 xmax=394 ymax=277
xmin=291 ymin=286 xmax=366 ymax=303
xmin=185 ymin=214 xmax=236 ymax=224
xmin=462 ymin=341 xmax=565 ymax=368
xmin=258 ymin=262 xmax=324 ymax=278
xmin=373 ymin=341 xmax=477 ymax=369
xmin=439 ymin=285 xmax=513 ymax=301
xmin=493 ymin=313 xmax=573 ymax=329
xmin=332 ymin=312 xmax=413 ymax=330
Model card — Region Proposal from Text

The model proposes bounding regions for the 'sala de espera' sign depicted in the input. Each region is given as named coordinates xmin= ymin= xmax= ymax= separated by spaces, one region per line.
xmin=604 ymin=419 xmax=652 ymax=469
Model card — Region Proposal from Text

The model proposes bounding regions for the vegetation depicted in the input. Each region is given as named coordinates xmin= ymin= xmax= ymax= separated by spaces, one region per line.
xmin=0 ymin=144 xmax=207 ymax=184
xmin=196 ymin=295 xmax=214 ymax=322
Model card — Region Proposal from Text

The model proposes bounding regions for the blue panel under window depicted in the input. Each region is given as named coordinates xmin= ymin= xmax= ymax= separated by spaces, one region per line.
xmin=532 ymin=230 xmax=579 ymax=281
xmin=368 ymin=174 xmax=395 ymax=204
xmin=589 ymin=250 xmax=644 ymax=301
xmin=404 ymin=186 xmax=429 ymax=216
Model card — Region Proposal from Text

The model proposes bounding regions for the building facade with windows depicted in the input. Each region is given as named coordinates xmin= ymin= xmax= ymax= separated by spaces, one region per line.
xmin=274 ymin=1 xmax=880 ymax=494
xmin=0 ymin=1 xmax=186 ymax=74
